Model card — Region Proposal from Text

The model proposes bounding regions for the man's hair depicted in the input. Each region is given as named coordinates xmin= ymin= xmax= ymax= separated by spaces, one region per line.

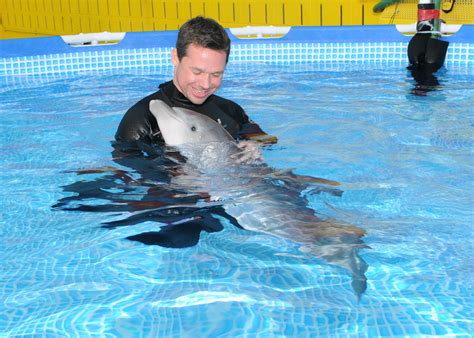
xmin=176 ymin=16 xmax=231 ymax=63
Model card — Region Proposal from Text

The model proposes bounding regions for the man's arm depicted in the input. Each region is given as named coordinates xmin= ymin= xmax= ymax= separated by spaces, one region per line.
xmin=235 ymin=117 xmax=278 ymax=164
xmin=239 ymin=121 xmax=278 ymax=144
xmin=115 ymin=103 xmax=158 ymax=143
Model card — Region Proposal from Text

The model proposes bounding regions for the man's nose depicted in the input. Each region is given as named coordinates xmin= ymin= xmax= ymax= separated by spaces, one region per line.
xmin=198 ymin=73 xmax=212 ymax=89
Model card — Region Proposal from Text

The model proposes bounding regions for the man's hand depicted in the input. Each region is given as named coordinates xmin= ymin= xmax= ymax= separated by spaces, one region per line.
xmin=231 ymin=140 xmax=263 ymax=164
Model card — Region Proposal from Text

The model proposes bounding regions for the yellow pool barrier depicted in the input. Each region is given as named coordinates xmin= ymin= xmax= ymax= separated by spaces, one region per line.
xmin=379 ymin=0 xmax=473 ymax=24
xmin=0 ymin=0 xmax=472 ymax=39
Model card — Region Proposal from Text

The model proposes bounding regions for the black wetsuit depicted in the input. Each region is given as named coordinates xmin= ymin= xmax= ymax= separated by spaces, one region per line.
xmin=114 ymin=80 xmax=265 ymax=149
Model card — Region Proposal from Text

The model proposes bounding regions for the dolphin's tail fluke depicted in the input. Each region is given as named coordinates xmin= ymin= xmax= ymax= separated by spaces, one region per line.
xmin=300 ymin=218 xmax=369 ymax=298
xmin=349 ymin=245 xmax=369 ymax=299
xmin=308 ymin=241 xmax=369 ymax=298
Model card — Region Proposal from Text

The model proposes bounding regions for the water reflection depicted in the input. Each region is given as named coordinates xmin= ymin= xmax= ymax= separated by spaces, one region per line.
xmin=53 ymin=145 xmax=242 ymax=248
xmin=409 ymin=68 xmax=441 ymax=96
xmin=53 ymin=142 xmax=369 ymax=296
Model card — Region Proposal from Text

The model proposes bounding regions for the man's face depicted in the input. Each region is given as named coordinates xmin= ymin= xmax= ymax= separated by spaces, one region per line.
xmin=172 ymin=43 xmax=227 ymax=105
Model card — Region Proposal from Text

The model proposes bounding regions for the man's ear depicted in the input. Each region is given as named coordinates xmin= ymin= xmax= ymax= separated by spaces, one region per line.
xmin=171 ymin=48 xmax=179 ymax=66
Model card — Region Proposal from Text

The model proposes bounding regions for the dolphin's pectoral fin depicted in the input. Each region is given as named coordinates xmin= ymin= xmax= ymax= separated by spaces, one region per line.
xmin=273 ymin=169 xmax=341 ymax=186
xmin=294 ymin=174 xmax=341 ymax=186
xmin=267 ymin=169 xmax=343 ymax=197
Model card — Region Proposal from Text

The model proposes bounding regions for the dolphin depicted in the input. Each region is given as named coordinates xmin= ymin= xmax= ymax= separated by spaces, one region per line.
xmin=149 ymin=99 xmax=369 ymax=296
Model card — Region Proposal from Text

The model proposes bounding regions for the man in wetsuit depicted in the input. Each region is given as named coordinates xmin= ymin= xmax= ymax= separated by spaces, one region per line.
xmin=115 ymin=16 xmax=275 ymax=160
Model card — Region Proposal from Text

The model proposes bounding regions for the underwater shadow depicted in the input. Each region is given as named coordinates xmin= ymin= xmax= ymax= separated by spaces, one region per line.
xmin=53 ymin=144 xmax=243 ymax=248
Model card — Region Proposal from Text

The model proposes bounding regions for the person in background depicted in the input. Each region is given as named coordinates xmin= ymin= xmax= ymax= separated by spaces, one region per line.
xmin=114 ymin=16 xmax=276 ymax=162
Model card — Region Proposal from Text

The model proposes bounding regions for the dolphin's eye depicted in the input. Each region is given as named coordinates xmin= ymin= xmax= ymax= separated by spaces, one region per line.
xmin=191 ymin=126 xmax=197 ymax=132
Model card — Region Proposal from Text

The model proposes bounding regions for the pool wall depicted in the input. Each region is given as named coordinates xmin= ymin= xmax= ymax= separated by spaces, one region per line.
xmin=1 ymin=25 xmax=473 ymax=76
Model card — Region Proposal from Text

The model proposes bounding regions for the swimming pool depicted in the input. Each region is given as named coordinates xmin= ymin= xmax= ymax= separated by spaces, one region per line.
xmin=1 ymin=26 xmax=473 ymax=336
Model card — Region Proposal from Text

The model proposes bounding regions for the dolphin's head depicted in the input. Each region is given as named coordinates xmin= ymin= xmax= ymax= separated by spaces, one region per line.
xmin=149 ymin=100 xmax=235 ymax=146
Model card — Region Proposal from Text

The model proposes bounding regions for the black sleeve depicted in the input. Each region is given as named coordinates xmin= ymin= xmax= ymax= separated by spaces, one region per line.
xmin=229 ymin=103 xmax=277 ymax=143
xmin=115 ymin=102 xmax=156 ymax=143
xmin=211 ymin=96 xmax=277 ymax=143
xmin=239 ymin=119 xmax=266 ymax=137
xmin=114 ymin=92 xmax=164 ymax=146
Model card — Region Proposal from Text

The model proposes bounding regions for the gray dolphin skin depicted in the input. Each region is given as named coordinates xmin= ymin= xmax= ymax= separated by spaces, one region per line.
xmin=149 ymin=99 xmax=368 ymax=296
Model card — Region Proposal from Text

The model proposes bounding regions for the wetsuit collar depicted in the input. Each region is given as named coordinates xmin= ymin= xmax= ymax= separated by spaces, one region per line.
xmin=159 ymin=80 xmax=204 ymax=108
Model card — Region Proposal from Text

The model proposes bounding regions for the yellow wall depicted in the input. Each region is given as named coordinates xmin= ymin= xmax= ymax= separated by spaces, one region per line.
xmin=0 ymin=0 xmax=383 ymax=38
xmin=0 ymin=0 xmax=472 ymax=39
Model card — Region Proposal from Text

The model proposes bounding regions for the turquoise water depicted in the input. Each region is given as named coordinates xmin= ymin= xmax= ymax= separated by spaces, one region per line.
xmin=1 ymin=64 xmax=473 ymax=336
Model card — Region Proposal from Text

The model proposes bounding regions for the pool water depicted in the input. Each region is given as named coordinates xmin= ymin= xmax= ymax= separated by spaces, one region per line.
xmin=1 ymin=63 xmax=473 ymax=336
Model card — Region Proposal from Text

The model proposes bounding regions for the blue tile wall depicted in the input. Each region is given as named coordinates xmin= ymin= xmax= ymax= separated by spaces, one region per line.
xmin=0 ymin=42 xmax=472 ymax=76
